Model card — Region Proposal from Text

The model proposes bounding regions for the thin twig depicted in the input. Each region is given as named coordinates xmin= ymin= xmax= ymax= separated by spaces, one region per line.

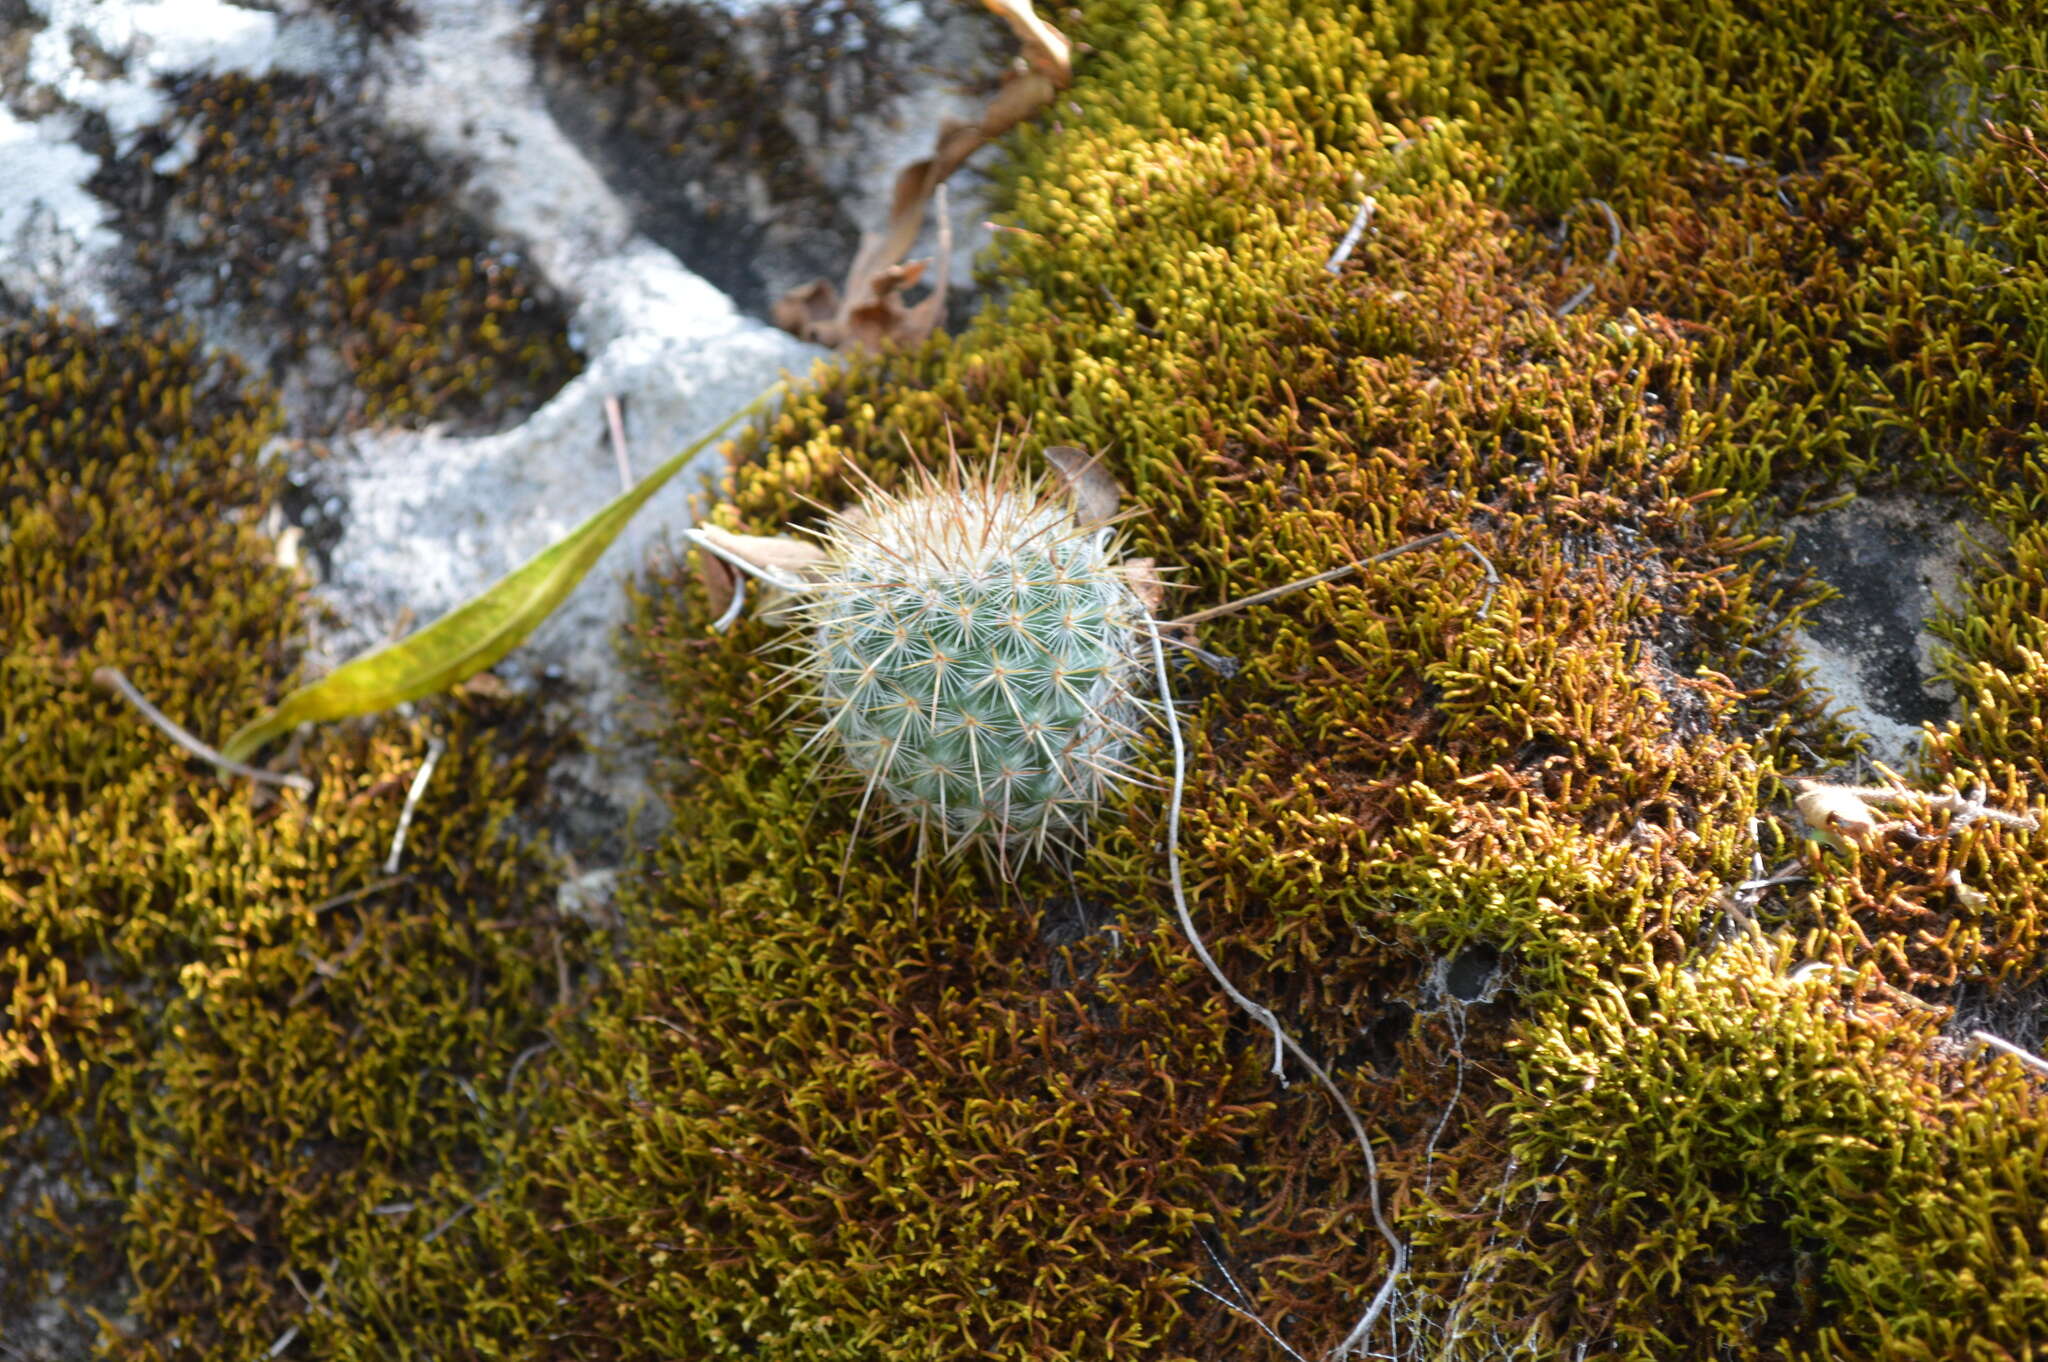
xmin=308 ymin=874 xmax=410 ymax=916
xmin=1324 ymin=196 xmax=1377 ymax=274
xmin=1553 ymin=197 xmax=1622 ymax=318
xmin=1971 ymin=1030 xmax=2048 ymax=1079
xmin=1145 ymin=610 xmax=1406 ymax=1359
xmin=94 ymin=666 xmax=313 ymax=793
xmin=421 ymin=1199 xmax=477 ymax=1244
xmin=712 ymin=570 xmax=750 ymax=633
xmin=1170 ymin=529 xmax=1498 ymax=629
xmin=504 ymin=1040 xmax=555 ymax=1096
xmin=982 ymin=220 xmax=1050 ymax=243
xmin=1193 ymin=1235 xmax=1311 ymax=1362
xmin=604 ymin=394 xmax=634 ymax=494
xmin=639 ymin=1014 xmax=706 ymax=1045
xmin=262 ymin=1258 xmax=336 ymax=1358
xmin=1184 ymin=1277 xmax=1312 ymax=1362
xmin=1418 ymin=1009 xmax=1468 ymax=1198
xmin=1869 ymin=782 xmax=2039 ymax=830
xmin=1160 ymin=632 xmax=1239 ymax=675
xmin=1200 ymin=1234 xmax=1256 ymax=1311
xmin=1731 ymin=866 xmax=1808 ymax=896
xmin=384 ymin=736 xmax=445 ymax=874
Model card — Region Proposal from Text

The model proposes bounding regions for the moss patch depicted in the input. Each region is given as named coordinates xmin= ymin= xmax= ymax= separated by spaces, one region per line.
xmin=0 ymin=314 xmax=584 ymax=1358
xmin=10 ymin=0 xmax=2048 ymax=1356
xmin=91 ymin=71 xmax=583 ymax=433
xmin=498 ymin=0 xmax=2044 ymax=1356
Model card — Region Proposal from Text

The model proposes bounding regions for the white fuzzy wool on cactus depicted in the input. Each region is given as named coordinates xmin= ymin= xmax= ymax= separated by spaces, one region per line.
xmin=785 ymin=463 xmax=1150 ymax=866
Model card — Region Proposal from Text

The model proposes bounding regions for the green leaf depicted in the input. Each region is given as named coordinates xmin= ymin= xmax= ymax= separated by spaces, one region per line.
xmin=220 ymin=385 xmax=782 ymax=763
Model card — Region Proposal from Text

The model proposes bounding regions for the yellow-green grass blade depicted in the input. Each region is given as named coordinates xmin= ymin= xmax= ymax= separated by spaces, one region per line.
xmin=220 ymin=384 xmax=782 ymax=762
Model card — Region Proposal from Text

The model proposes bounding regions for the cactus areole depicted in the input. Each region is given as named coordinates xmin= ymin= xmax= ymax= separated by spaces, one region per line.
xmin=786 ymin=462 xmax=1151 ymax=867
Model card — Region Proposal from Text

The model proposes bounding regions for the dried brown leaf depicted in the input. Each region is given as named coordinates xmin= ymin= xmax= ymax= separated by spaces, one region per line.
xmin=770 ymin=278 xmax=841 ymax=346
xmin=1793 ymin=780 xmax=1878 ymax=847
xmin=694 ymin=537 xmax=740 ymax=618
xmin=771 ymin=0 xmax=1067 ymax=351
xmin=1044 ymin=444 xmax=1123 ymax=526
xmin=692 ymin=524 xmax=827 ymax=593
xmin=1122 ymin=556 xmax=1166 ymax=614
xmin=982 ymin=0 xmax=1070 ymax=82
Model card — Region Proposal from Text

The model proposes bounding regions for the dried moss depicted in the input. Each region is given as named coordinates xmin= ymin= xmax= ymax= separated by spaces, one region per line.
xmin=91 ymin=71 xmax=582 ymax=433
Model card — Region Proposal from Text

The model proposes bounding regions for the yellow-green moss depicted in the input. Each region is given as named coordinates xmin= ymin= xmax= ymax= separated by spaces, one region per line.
xmin=0 ymin=314 xmax=583 ymax=1357
xmin=12 ymin=0 xmax=2048 ymax=1356
xmin=454 ymin=0 xmax=2042 ymax=1357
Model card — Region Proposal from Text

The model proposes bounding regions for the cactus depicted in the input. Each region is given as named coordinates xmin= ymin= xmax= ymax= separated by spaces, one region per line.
xmin=782 ymin=460 xmax=1152 ymax=867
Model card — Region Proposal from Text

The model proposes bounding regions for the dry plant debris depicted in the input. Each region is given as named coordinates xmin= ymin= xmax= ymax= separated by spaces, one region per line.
xmin=772 ymin=0 xmax=1073 ymax=349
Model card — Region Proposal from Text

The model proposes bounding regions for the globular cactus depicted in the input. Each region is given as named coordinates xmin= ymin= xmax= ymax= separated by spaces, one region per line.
xmin=780 ymin=458 xmax=1154 ymax=868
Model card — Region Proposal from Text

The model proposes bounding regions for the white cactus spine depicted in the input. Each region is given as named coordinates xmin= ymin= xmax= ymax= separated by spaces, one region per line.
xmin=784 ymin=460 xmax=1151 ymax=868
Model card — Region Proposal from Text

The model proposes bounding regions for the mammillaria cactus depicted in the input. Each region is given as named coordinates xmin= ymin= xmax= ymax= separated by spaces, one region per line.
xmin=784 ymin=457 xmax=1153 ymax=867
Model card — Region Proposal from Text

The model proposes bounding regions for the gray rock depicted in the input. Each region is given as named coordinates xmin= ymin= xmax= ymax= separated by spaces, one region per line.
xmin=1786 ymin=491 xmax=2000 ymax=769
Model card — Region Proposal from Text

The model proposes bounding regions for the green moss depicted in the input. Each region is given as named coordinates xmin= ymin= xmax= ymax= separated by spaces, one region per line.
xmin=474 ymin=1 xmax=2042 ymax=1356
xmin=93 ymin=72 xmax=583 ymax=432
xmin=0 ymin=314 xmax=581 ymax=1358
xmin=13 ymin=0 xmax=2048 ymax=1355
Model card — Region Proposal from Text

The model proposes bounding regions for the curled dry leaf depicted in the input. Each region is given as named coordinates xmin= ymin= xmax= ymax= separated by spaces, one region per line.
xmin=693 ymin=538 xmax=740 ymax=620
xmin=1121 ymin=557 xmax=1166 ymax=615
xmin=1043 ymin=444 xmax=1123 ymax=527
xmin=773 ymin=0 xmax=1071 ymax=351
xmin=773 ymin=197 xmax=956 ymax=351
xmin=689 ymin=524 xmax=828 ymax=620
xmin=693 ymin=525 xmax=826 ymax=580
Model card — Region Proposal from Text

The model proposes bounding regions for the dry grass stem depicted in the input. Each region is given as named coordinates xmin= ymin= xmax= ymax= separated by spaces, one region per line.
xmin=1145 ymin=608 xmax=1407 ymax=1358
xmin=605 ymin=394 xmax=633 ymax=493
xmin=384 ymin=735 xmax=446 ymax=874
xmin=1170 ymin=528 xmax=1498 ymax=628
xmin=1324 ymin=196 xmax=1377 ymax=274
xmin=1971 ymin=1031 xmax=2048 ymax=1079
xmin=1553 ymin=197 xmax=1622 ymax=317
xmin=94 ymin=665 xmax=314 ymax=792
